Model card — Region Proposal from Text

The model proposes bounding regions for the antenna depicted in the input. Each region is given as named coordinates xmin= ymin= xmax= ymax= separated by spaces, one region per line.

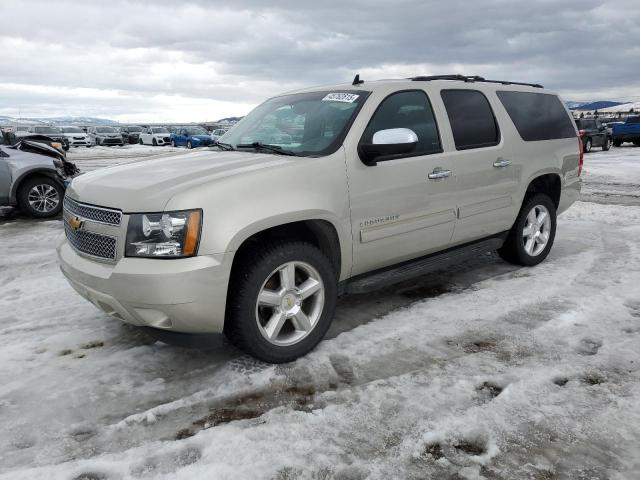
xmin=352 ymin=74 xmax=364 ymax=86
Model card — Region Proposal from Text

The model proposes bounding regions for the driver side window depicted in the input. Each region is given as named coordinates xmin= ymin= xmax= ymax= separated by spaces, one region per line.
xmin=361 ymin=90 xmax=442 ymax=157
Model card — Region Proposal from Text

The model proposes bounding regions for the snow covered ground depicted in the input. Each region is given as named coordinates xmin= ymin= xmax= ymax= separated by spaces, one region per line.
xmin=0 ymin=147 xmax=639 ymax=479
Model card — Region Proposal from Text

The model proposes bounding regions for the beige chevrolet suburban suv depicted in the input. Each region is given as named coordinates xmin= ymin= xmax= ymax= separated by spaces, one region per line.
xmin=57 ymin=75 xmax=582 ymax=362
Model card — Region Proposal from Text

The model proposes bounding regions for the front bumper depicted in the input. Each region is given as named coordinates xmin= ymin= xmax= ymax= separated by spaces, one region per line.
xmin=57 ymin=234 xmax=233 ymax=333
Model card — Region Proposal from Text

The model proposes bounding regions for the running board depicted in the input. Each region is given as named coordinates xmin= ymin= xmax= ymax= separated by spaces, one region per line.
xmin=343 ymin=236 xmax=505 ymax=295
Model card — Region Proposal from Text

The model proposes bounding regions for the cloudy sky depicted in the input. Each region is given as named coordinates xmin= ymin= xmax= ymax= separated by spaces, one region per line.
xmin=1 ymin=0 xmax=639 ymax=122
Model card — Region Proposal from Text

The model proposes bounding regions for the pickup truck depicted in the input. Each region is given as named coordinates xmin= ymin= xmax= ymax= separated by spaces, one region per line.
xmin=612 ymin=116 xmax=640 ymax=147
xmin=57 ymin=75 xmax=581 ymax=362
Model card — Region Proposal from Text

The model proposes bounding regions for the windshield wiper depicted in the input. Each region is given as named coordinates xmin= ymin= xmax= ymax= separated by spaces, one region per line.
xmin=213 ymin=141 xmax=235 ymax=151
xmin=235 ymin=142 xmax=297 ymax=156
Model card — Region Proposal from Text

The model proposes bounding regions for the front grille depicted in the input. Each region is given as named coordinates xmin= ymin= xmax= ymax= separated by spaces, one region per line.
xmin=63 ymin=197 xmax=122 ymax=226
xmin=103 ymin=138 xmax=121 ymax=144
xmin=64 ymin=223 xmax=117 ymax=261
xmin=163 ymin=137 xmax=170 ymax=142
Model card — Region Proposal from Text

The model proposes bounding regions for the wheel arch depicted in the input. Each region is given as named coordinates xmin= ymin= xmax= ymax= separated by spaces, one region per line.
xmin=523 ymin=172 xmax=561 ymax=210
xmin=10 ymin=169 xmax=63 ymax=204
xmin=228 ymin=217 xmax=344 ymax=282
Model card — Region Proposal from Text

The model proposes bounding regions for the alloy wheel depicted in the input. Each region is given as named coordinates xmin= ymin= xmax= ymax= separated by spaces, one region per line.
xmin=522 ymin=204 xmax=551 ymax=256
xmin=255 ymin=261 xmax=325 ymax=346
xmin=27 ymin=184 xmax=60 ymax=213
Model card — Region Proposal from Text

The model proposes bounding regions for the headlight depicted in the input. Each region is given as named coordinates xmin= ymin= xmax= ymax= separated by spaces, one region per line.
xmin=50 ymin=142 xmax=63 ymax=150
xmin=125 ymin=209 xmax=202 ymax=258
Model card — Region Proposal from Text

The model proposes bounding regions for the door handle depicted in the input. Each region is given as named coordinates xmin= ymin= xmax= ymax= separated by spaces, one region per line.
xmin=493 ymin=158 xmax=511 ymax=168
xmin=428 ymin=168 xmax=452 ymax=180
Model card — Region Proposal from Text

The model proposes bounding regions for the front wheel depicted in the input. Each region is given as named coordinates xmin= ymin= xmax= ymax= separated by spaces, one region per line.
xmin=602 ymin=137 xmax=611 ymax=151
xmin=225 ymin=242 xmax=337 ymax=363
xmin=584 ymin=138 xmax=592 ymax=153
xmin=613 ymin=139 xmax=622 ymax=147
xmin=17 ymin=176 xmax=64 ymax=218
xmin=187 ymin=141 xmax=193 ymax=149
xmin=498 ymin=194 xmax=557 ymax=267
xmin=152 ymin=138 xmax=157 ymax=146
xmin=139 ymin=138 xmax=143 ymax=145
xmin=170 ymin=140 xmax=176 ymax=147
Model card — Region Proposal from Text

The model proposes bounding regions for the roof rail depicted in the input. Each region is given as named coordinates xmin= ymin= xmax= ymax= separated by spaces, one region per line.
xmin=410 ymin=74 xmax=543 ymax=89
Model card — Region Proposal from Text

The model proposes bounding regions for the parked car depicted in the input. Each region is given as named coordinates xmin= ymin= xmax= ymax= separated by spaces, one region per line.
xmin=58 ymin=74 xmax=581 ymax=362
xmin=574 ymin=118 xmax=610 ymax=152
xmin=612 ymin=116 xmax=640 ymax=147
xmin=119 ymin=125 xmax=144 ymax=145
xmin=210 ymin=128 xmax=229 ymax=143
xmin=87 ymin=126 xmax=124 ymax=146
xmin=170 ymin=126 xmax=213 ymax=148
xmin=16 ymin=126 xmax=71 ymax=151
xmin=1 ymin=135 xmax=79 ymax=217
xmin=60 ymin=126 xmax=92 ymax=148
xmin=140 ymin=127 xmax=172 ymax=146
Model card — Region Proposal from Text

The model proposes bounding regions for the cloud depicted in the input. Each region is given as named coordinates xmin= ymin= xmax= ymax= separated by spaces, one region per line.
xmin=1 ymin=0 xmax=639 ymax=121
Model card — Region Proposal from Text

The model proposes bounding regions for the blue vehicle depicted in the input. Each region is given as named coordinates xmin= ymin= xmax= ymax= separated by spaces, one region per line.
xmin=170 ymin=126 xmax=214 ymax=149
xmin=612 ymin=116 xmax=640 ymax=147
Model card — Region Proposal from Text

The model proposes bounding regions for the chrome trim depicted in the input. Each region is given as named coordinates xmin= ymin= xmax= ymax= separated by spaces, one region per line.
xmin=63 ymin=197 xmax=122 ymax=226
xmin=64 ymin=221 xmax=118 ymax=262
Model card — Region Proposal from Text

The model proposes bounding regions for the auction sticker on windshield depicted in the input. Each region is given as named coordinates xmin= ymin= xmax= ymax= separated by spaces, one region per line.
xmin=322 ymin=93 xmax=360 ymax=103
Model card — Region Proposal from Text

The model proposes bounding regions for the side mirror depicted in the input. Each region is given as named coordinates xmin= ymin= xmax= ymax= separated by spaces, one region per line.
xmin=359 ymin=128 xmax=418 ymax=166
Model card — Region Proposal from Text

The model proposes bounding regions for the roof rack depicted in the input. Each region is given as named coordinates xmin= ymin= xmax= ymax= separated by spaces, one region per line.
xmin=410 ymin=74 xmax=543 ymax=89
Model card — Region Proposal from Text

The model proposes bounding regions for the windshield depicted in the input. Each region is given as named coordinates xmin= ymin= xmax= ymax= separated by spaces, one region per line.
xmin=33 ymin=126 xmax=62 ymax=134
xmin=96 ymin=127 xmax=116 ymax=133
xmin=126 ymin=126 xmax=143 ymax=133
xmin=61 ymin=127 xmax=84 ymax=133
xmin=185 ymin=127 xmax=208 ymax=135
xmin=152 ymin=127 xmax=169 ymax=133
xmin=220 ymin=90 xmax=369 ymax=156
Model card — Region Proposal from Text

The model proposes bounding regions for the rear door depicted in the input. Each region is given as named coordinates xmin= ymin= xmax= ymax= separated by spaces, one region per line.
xmin=438 ymin=88 xmax=518 ymax=244
xmin=347 ymin=89 xmax=457 ymax=275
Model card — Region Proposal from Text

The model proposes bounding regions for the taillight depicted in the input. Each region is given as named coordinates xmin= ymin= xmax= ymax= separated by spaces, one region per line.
xmin=578 ymin=137 xmax=584 ymax=176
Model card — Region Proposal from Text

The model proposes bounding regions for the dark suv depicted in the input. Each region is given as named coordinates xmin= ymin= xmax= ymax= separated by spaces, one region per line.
xmin=575 ymin=118 xmax=610 ymax=152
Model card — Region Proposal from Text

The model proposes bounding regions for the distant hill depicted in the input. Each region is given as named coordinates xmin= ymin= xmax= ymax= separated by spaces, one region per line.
xmin=216 ymin=116 xmax=243 ymax=123
xmin=0 ymin=115 xmax=117 ymax=126
xmin=567 ymin=100 xmax=624 ymax=111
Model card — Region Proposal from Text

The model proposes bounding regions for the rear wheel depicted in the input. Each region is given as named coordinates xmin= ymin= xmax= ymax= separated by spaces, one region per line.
xmin=17 ymin=176 xmax=64 ymax=218
xmin=498 ymin=194 xmax=557 ymax=267
xmin=613 ymin=139 xmax=622 ymax=147
xmin=634 ymin=140 xmax=640 ymax=147
xmin=225 ymin=241 xmax=337 ymax=363
xmin=584 ymin=138 xmax=592 ymax=153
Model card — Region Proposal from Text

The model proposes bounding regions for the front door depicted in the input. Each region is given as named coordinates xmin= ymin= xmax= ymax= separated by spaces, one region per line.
xmin=346 ymin=89 xmax=457 ymax=276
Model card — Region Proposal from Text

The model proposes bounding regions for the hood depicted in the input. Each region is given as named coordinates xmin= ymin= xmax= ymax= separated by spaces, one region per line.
xmin=192 ymin=135 xmax=211 ymax=141
xmin=67 ymin=150 xmax=294 ymax=212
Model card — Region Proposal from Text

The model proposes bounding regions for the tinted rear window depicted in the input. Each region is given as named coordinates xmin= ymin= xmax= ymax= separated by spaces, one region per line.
xmin=497 ymin=91 xmax=576 ymax=141
xmin=441 ymin=90 xmax=500 ymax=150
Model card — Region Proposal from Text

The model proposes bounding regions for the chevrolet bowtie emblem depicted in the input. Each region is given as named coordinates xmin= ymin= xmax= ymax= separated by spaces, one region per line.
xmin=68 ymin=216 xmax=84 ymax=231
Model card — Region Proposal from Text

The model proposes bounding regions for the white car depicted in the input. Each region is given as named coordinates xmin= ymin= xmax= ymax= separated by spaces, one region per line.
xmin=139 ymin=127 xmax=171 ymax=146
xmin=210 ymin=128 xmax=228 ymax=143
xmin=60 ymin=126 xmax=92 ymax=148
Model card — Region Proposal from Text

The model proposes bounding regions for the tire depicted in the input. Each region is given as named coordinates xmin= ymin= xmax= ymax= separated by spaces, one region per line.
xmin=602 ymin=137 xmax=611 ymax=151
xmin=225 ymin=241 xmax=338 ymax=363
xmin=16 ymin=176 xmax=64 ymax=218
xmin=498 ymin=193 xmax=557 ymax=267
xmin=187 ymin=141 xmax=193 ymax=149
xmin=634 ymin=140 xmax=640 ymax=147
xmin=613 ymin=139 xmax=622 ymax=147
xmin=584 ymin=138 xmax=592 ymax=153
xmin=152 ymin=138 xmax=157 ymax=146
xmin=139 ymin=138 xmax=143 ymax=145
xmin=171 ymin=140 xmax=176 ymax=147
